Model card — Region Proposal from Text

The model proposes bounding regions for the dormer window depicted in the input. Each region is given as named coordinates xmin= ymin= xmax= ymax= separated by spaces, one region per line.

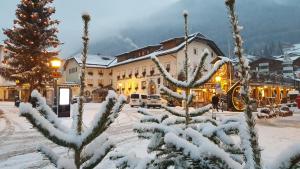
xmin=166 ymin=63 xmax=171 ymax=72
xmin=193 ymin=48 xmax=198 ymax=55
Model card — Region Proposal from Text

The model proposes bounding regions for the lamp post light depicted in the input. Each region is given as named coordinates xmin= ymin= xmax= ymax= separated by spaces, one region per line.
xmin=215 ymin=76 xmax=221 ymax=83
xmin=50 ymin=57 xmax=62 ymax=114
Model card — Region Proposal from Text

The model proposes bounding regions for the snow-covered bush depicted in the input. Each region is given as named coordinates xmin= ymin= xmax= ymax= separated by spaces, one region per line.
xmin=112 ymin=11 xmax=246 ymax=169
xmin=19 ymin=13 xmax=126 ymax=169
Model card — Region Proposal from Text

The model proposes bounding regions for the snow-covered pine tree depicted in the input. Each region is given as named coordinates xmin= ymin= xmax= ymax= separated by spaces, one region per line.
xmin=0 ymin=0 xmax=60 ymax=94
xmin=226 ymin=1 xmax=300 ymax=169
xmin=225 ymin=0 xmax=262 ymax=168
xmin=18 ymin=13 xmax=126 ymax=169
xmin=112 ymin=11 xmax=245 ymax=169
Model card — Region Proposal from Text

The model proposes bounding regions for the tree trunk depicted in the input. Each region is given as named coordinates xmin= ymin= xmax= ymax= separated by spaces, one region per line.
xmin=75 ymin=149 xmax=81 ymax=169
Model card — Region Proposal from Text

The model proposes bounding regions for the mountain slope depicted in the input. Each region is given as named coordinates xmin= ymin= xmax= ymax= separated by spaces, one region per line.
xmin=88 ymin=0 xmax=300 ymax=56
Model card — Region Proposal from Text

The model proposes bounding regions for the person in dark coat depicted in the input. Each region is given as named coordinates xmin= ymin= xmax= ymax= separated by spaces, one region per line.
xmin=212 ymin=94 xmax=219 ymax=112
xmin=14 ymin=95 xmax=20 ymax=107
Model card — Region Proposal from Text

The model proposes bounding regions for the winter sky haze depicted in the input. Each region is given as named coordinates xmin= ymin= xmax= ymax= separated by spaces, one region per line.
xmin=0 ymin=0 xmax=179 ymax=56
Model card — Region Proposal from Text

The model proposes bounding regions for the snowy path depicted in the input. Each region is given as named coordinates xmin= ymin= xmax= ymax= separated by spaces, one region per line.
xmin=0 ymin=103 xmax=146 ymax=169
xmin=0 ymin=102 xmax=300 ymax=168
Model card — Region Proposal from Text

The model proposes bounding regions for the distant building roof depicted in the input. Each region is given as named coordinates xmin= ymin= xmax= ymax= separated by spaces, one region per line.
xmin=274 ymin=43 xmax=300 ymax=62
xmin=110 ymin=32 xmax=225 ymax=67
xmin=65 ymin=53 xmax=116 ymax=68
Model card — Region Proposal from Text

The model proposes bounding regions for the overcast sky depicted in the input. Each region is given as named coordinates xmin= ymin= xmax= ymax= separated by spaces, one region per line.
xmin=0 ymin=0 xmax=179 ymax=56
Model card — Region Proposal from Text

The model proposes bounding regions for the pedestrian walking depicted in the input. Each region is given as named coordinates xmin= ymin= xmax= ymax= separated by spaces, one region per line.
xmin=212 ymin=94 xmax=219 ymax=112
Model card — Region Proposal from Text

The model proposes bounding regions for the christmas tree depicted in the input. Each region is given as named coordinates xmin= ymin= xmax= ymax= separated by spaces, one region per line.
xmin=112 ymin=11 xmax=245 ymax=169
xmin=19 ymin=13 xmax=126 ymax=169
xmin=1 ymin=0 xmax=60 ymax=94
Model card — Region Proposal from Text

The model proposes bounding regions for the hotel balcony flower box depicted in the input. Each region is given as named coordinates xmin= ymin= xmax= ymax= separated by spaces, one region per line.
xmin=150 ymin=70 xmax=154 ymax=76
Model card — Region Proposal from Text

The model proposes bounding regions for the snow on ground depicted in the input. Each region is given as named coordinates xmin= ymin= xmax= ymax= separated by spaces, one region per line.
xmin=0 ymin=102 xmax=300 ymax=168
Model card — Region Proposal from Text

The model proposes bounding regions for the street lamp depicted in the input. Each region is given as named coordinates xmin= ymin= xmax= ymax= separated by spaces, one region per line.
xmin=215 ymin=76 xmax=221 ymax=83
xmin=50 ymin=57 xmax=61 ymax=69
xmin=50 ymin=57 xmax=62 ymax=114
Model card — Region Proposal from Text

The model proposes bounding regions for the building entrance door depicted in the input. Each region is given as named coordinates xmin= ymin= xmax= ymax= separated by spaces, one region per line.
xmin=148 ymin=80 xmax=156 ymax=95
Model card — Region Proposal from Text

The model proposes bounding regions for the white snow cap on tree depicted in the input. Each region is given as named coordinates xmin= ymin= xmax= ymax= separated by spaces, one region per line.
xmin=183 ymin=10 xmax=189 ymax=17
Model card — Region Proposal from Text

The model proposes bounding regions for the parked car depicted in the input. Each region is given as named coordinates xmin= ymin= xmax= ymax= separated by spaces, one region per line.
xmin=71 ymin=96 xmax=87 ymax=104
xmin=146 ymin=95 xmax=162 ymax=108
xmin=129 ymin=94 xmax=148 ymax=107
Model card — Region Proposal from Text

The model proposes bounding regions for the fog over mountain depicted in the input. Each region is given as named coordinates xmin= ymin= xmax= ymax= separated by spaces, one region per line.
xmin=88 ymin=0 xmax=300 ymax=57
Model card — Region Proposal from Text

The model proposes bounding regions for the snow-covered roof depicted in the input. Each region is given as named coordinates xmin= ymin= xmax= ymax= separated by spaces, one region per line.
xmin=275 ymin=54 xmax=300 ymax=62
xmin=66 ymin=53 xmax=116 ymax=68
xmin=230 ymin=54 xmax=260 ymax=64
xmin=110 ymin=32 xmax=225 ymax=67
xmin=275 ymin=43 xmax=300 ymax=62
xmin=284 ymin=43 xmax=300 ymax=55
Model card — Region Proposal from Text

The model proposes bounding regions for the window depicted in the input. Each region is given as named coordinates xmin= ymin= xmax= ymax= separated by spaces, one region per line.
xmin=141 ymin=81 xmax=146 ymax=89
xmin=150 ymin=66 xmax=155 ymax=75
xmin=131 ymin=94 xmax=139 ymax=99
xmin=142 ymin=67 xmax=147 ymax=76
xmin=69 ymin=67 xmax=77 ymax=74
xmin=193 ymin=48 xmax=197 ymax=55
xmin=98 ymin=69 xmax=103 ymax=76
xmin=88 ymin=71 xmax=93 ymax=76
xmin=166 ymin=63 xmax=171 ymax=72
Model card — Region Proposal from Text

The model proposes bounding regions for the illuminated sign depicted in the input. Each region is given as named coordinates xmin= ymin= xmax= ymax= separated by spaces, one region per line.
xmin=59 ymin=88 xmax=70 ymax=105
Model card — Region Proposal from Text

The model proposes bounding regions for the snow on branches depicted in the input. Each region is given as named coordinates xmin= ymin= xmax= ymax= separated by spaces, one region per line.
xmin=19 ymin=13 xmax=126 ymax=169
xmin=225 ymin=0 xmax=262 ymax=168
xmin=19 ymin=89 xmax=126 ymax=168
xmin=112 ymin=11 xmax=244 ymax=169
xmin=113 ymin=107 xmax=245 ymax=169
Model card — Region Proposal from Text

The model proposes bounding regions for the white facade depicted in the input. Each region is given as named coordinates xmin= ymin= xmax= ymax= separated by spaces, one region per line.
xmin=258 ymin=62 xmax=269 ymax=74
xmin=282 ymin=54 xmax=294 ymax=78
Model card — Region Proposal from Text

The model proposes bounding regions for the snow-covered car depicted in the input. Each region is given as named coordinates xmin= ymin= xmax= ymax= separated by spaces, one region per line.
xmin=129 ymin=94 xmax=147 ymax=107
xmin=146 ymin=95 xmax=162 ymax=108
